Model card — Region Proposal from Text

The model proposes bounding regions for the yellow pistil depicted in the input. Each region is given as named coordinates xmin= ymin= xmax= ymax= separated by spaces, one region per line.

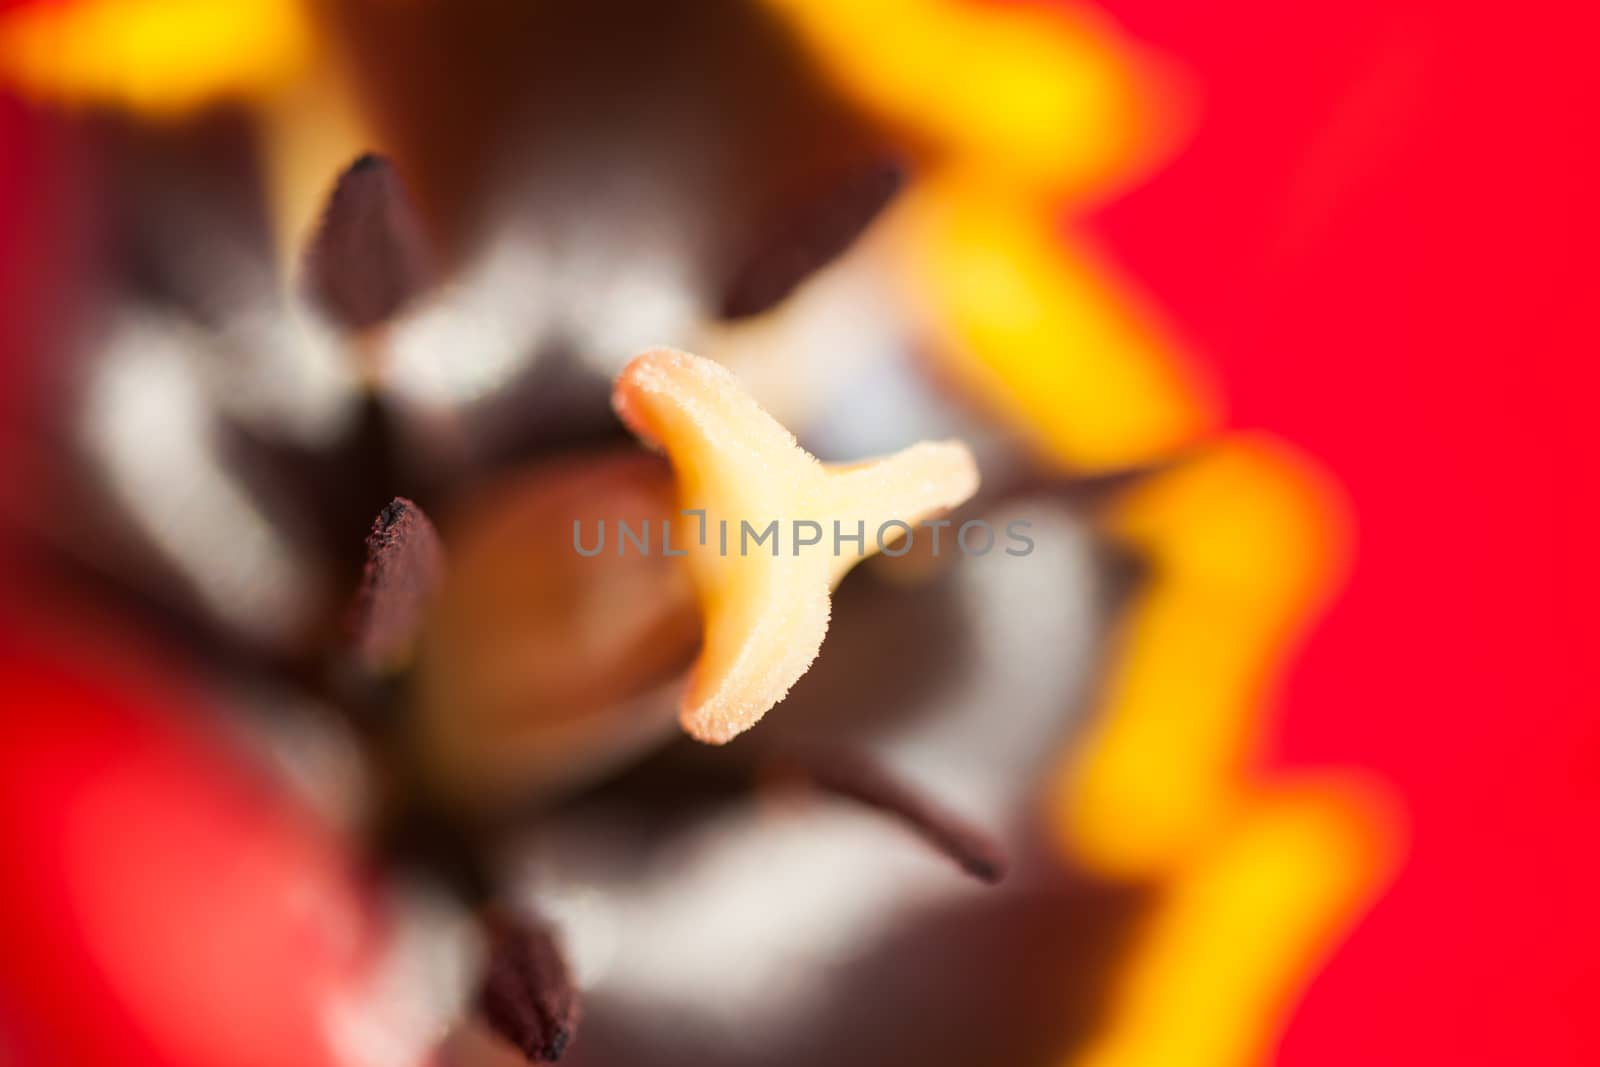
xmin=613 ymin=348 xmax=979 ymax=744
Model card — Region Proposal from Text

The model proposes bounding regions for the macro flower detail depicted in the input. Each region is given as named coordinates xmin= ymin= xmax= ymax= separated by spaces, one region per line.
xmin=613 ymin=347 xmax=979 ymax=743
xmin=478 ymin=914 xmax=582 ymax=1064
xmin=0 ymin=2 xmax=1448 ymax=1067
xmin=305 ymin=153 xmax=435 ymax=338
xmin=352 ymin=496 xmax=443 ymax=674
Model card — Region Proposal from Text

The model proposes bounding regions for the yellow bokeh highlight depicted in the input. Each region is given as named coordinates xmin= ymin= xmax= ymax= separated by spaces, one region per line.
xmin=0 ymin=0 xmax=311 ymax=116
xmin=769 ymin=0 xmax=1212 ymax=470
xmin=1076 ymin=783 xmax=1398 ymax=1067
xmin=763 ymin=0 xmax=1178 ymax=202
xmin=1053 ymin=437 xmax=1348 ymax=878
xmin=896 ymin=174 xmax=1217 ymax=469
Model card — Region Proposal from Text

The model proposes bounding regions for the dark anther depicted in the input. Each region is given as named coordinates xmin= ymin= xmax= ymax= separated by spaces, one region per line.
xmin=479 ymin=913 xmax=581 ymax=1064
xmin=377 ymin=497 xmax=409 ymax=530
xmin=765 ymin=745 xmax=1008 ymax=884
xmin=351 ymin=496 xmax=444 ymax=673
xmin=303 ymin=152 xmax=434 ymax=331
xmin=719 ymin=156 xmax=906 ymax=319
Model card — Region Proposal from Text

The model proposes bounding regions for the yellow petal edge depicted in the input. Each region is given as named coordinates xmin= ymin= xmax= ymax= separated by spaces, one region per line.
xmin=613 ymin=348 xmax=978 ymax=744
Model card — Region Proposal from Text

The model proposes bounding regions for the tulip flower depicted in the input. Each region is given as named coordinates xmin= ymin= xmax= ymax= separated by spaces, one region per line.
xmin=0 ymin=3 xmax=1401 ymax=1066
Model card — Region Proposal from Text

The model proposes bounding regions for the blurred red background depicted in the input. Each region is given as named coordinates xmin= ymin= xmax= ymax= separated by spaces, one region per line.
xmin=3 ymin=0 xmax=1597 ymax=1062
xmin=1084 ymin=0 xmax=1600 ymax=1062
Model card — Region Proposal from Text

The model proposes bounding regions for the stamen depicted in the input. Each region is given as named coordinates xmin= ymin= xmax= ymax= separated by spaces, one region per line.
xmin=304 ymin=152 xmax=434 ymax=332
xmin=479 ymin=914 xmax=581 ymax=1064
xmin=720 ymin=157 xmax=905 ymax=319
xmin=766 ymin=745 xmax=1007 ymax=884
xmin=352 ymin=497 xmax=443 ymax=673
